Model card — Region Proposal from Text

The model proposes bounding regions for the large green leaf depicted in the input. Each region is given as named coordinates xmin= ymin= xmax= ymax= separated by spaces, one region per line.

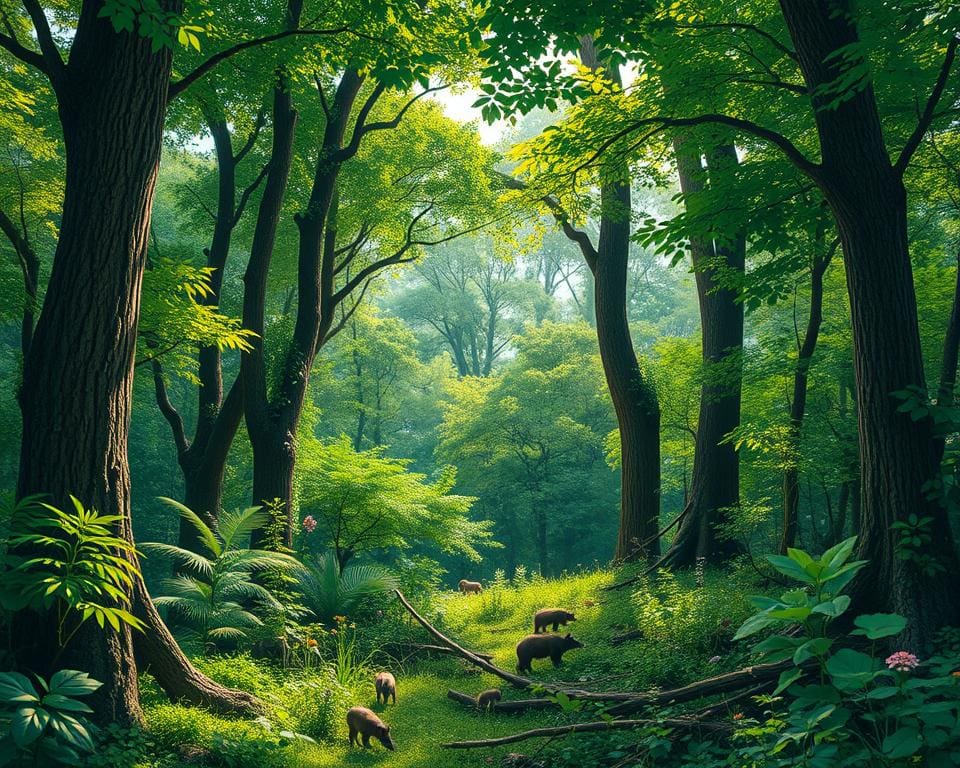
xmin=826 ymin=649 xmax=878 ymax=691
xmin=851 ymin=613 xmax=907 ymax=640
xmin=882 ymin=727 xmax=922 ymax=759
xmin=0 ymin=673 xmax=39 ymax=704
xmin=766 ymin=554 xmax=816 ymax=585
xmin=10 ymin=705 xmax=50 ymax=746
xmin=47 ymin=670 xmax=102 ymax=699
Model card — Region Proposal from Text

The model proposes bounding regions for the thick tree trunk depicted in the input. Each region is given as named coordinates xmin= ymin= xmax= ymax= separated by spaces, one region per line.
xmin=11 ymin=0 xmax=186 ymax=726
xmin=780 ymin=239 xmax=832 ymax=553
xmin=665 ymin=140 xmax=745 ymax=566
xmin=779 ymin=0 xmax=960 ymax=648
xmin=580 ymin=38 xmax=661 ymax=562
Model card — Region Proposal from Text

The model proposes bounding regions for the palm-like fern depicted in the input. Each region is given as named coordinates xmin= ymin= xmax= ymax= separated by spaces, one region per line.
xmin=293 ymin=553 xmax=397 ymax=624
xmin=142 ymin=499 xmax=299 ymax=651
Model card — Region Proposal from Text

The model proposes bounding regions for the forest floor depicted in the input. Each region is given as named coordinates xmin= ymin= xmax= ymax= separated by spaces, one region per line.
xmin=142 ymin=567 xmax=758 ymax=767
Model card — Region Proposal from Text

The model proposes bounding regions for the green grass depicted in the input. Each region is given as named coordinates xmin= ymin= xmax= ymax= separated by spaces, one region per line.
xmin=138 ymin=566 xmax=759 ymax=767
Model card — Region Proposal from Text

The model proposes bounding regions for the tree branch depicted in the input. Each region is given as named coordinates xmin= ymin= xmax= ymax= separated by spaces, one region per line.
xmin=21 ymin=0 xmax=64 ymax=86
xmin=895 ymin=35 xmax=959 ymax=176
xmin=584 ymin=113 xmax=821 ymax=183
xmin=168 ymin=27 xmax=352 ymax=101
xmin=333 ymin=84 xmax=448 ymax=164
xmin=496 ymin=171 xmax=599 ymax=270
xmin=0 ymin=29 xmax=46 ymax=73
xmin=442 ymin=718 xmax=730 ymax=749
xmin=233 ymin=108 xmax=267 ymax=165
xmin=673 ymin=21 xmax=797 ymax=61
xmin=232 ymin=161 xmax=271 ymax=227
xmin=151 ymin=359 xmax=189 ymax=456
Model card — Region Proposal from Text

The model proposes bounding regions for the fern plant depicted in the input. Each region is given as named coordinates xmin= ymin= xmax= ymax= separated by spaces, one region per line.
xmin=142 ymin=499 xmax=299 ymax=652
xmin=293 ymin=552 xmax=397 ymax=624
xmin=0 ymin=495 xmax=145 ymax=652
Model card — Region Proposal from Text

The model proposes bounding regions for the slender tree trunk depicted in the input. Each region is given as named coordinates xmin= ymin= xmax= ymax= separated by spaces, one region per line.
xmin=665 ymin=140 xmax=745 ymax=566
xmin=0 ymin=209 xmax=39 ymax=360
xmin=780 ymin=237 xmax=833 ymax=553
xmin=937 ymin=251 xmax=960 ymax=405
xmin=580 ymin=38 xmax=661 ymax=562
xmin=779 ymin=0 xmax=960 ymax=647
xmin=245 ymin=70 xmax=361 ymax=546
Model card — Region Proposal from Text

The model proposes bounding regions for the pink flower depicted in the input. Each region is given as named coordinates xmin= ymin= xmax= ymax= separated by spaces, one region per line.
xmin=885 ymin=651 xmax=920 ymax=672
xmin=302 ymin=515 xmax=317 ymax=533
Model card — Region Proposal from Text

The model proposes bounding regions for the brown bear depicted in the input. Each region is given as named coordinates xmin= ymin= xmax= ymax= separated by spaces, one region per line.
xmin=516 ymin=633 xmax=583 ymax=673
xmin=533 ymin=608 xmax=577 ymax=634
xmin=347 ymin=706 xmax=395 ymax=750
xmin=375 ymin=671 xmax=397 ymax=705
xmin=458 ymin=579 xmax=483 ymax=594
xmin=476 ymin=688 xmax=502 ymax=711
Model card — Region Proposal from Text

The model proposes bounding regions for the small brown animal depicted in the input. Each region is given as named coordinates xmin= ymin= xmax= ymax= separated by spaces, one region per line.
xmin=458 ymin=579 xmax=483 ymax=594
xmin=375 ymin=671 xmax=397 ymax=705
xmin=516 ymin=633 xmax=583 ymax=673
xmin=533 ymin=608 xmax=577 ymax=634
xmin=346 ymin=706 xmax=395 ymax=751
xmin=476 ymin=688 xmax=502 ymax=711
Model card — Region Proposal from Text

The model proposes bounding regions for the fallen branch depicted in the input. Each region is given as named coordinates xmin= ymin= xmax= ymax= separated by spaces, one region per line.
xmin=447 ymin=689 xmax=557 ymax=713
xmin=396 ymin=589 xmax=795 ymax=713
xmin=610 ymin=629 xmax=643 ymax=646
xmin=442 ymin=717 xmax=732 ymax=749
xmin=395 ymin=589 xmax=534 ymax=689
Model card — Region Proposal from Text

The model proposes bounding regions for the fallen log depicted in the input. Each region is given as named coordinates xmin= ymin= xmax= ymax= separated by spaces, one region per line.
xmin=442 ymin=717 xmax=731 ymax=749
xmin=447 ymin=689 xmax=557 ymax=713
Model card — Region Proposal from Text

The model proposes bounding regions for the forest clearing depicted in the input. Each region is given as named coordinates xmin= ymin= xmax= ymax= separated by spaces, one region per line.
xmin=1 ymin=1 xmax=960 ymax=767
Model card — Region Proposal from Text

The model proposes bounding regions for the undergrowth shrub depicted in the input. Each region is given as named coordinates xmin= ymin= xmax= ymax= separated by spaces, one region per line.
xmin=282 ymin=671 xmax=351 ymax=742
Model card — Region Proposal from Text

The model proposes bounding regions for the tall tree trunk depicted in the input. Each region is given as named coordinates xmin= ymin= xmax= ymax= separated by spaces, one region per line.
xmin=152 ymin=113 xmax=248 ymax=551
xmin=780 ymin=236 xmax=834 ymax=553
xmin=665 ymin=140 xmax=745 ymax=566
xmin=937 ymin=251 xmax=960 ymax=405
xmin=245 ymin=70 xmax=361 ymax=546
xmin=779 ymin=0 xmax=960 ymax=647
xmin=12 ymin=1 xmax=183 ymax=725
xmin=580 ymin=38 xmax=661 ymax=562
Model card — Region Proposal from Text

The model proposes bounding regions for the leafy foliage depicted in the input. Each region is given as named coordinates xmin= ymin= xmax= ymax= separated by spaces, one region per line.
xmin=0 ymin=669 xmax=101 ymax=766
xmin=292 ymin=552 xmax=397 ymax=625
xmin=0 ymin=496 xmax=145 ymax=647
xmin=142 ymin=499 xmax=299 ymax=651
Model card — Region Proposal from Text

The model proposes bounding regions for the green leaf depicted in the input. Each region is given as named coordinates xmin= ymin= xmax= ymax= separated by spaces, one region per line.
xmin=10 ymin=705 xmax=50 ymax=746
xmin=882 ymin=727 xmax=922 ymax=759
xmin=851 ymin=613 xmax=907 ymax=640
xmin=732 ymin=610 xmax=776 ymax=641
xmin=766 ymin=554 xmax=816 ymax=585
xmin=826 ymin=649 xmax=877 ymax=691
xmin=793 ymin=637 xmax=832 ymax=664
xmin=773 ymin=667 xmax=802 ymax=695
xmin=811 ymin=595 xmax=850 ymax=617
xmin=0 ymin=673 xmax=39 ymax=704
xmin=48 ymin=670 xmax=102 ymax=698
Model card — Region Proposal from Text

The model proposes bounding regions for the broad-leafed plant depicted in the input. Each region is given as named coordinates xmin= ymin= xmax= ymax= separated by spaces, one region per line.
xmin=0 ymin=495 xmax=145 ymax=652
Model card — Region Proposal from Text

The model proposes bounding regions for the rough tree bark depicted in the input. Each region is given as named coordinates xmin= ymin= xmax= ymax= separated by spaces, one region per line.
xmin=665 ymin=139 xmax=745 ymax=566
xmin=12 ymin=0 xmax=182 ymax=726
xmin=778 ymin=0 xmax=960 ymax=647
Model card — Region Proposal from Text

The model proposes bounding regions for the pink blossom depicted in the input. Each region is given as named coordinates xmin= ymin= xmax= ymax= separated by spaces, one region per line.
xmin=885 ymin=651 xmax=920 ymax=672
xmin=302 ymin=515 xmax=317 ymax=533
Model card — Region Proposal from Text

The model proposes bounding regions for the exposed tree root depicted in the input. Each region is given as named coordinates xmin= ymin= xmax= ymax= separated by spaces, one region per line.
xmin=133 ymin=577 xmax=263 ymax=715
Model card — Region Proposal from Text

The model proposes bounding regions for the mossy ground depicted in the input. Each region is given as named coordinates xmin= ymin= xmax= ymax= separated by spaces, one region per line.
xmin=140 ymin=566 xmax=757 ymax=767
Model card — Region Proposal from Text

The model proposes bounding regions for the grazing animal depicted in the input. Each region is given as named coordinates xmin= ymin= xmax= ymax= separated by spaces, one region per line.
xmin=516 ymin=633 xmax=583 ymax=673
xmin=533 ymin=608 xmax=576 ymax=633
xmin=476 ymin=688 xmax=502 ymax=711
xmin=458 ymin=579 xmax=483 ymax=594
xmin=375 ymin=671 xmax=397 ymax=705
xmin=347 ymin=707 xmax=395 ymax=751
